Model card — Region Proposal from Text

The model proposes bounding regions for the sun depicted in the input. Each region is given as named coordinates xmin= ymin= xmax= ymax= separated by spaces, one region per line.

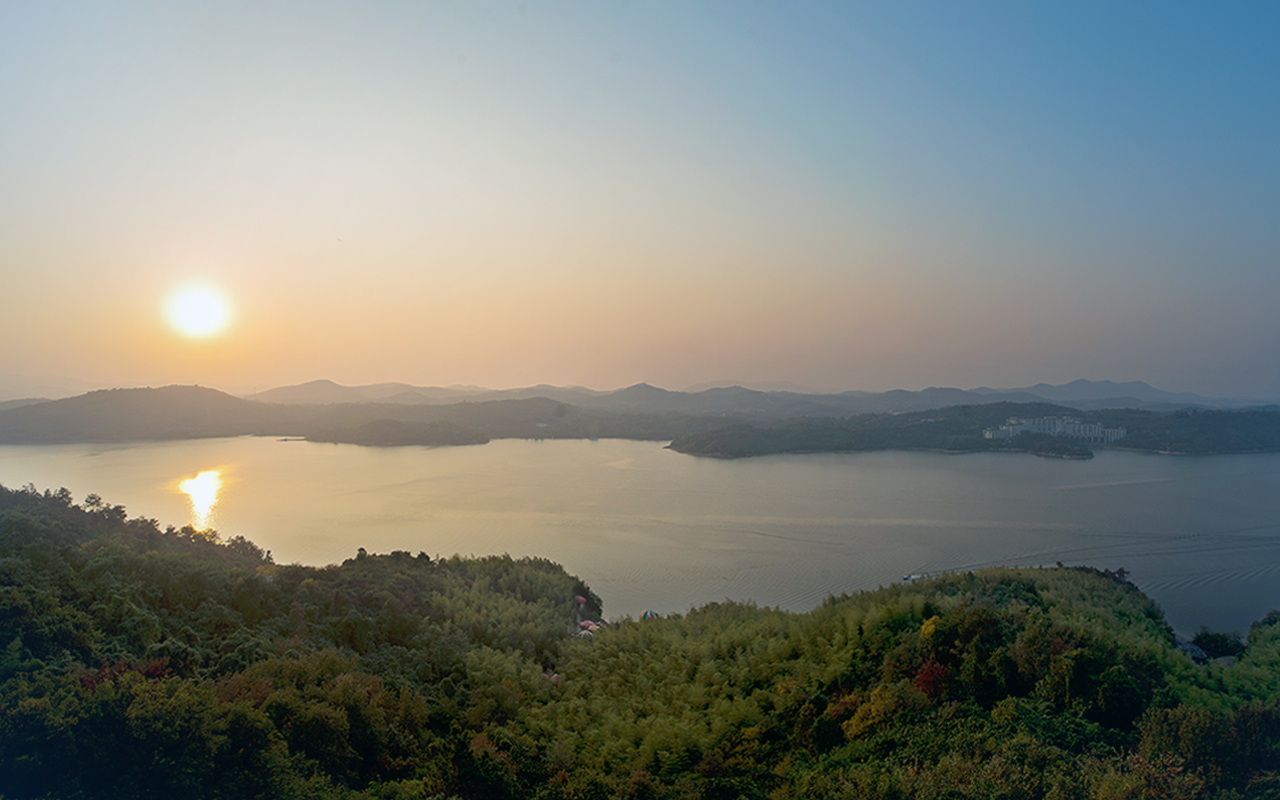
xmin=166 ymin=285 xmax=232 ymax=338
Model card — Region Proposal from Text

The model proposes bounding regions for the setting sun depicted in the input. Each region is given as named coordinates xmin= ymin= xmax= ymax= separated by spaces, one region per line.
xmin=166 ymin=285 xmax=232 ymax=338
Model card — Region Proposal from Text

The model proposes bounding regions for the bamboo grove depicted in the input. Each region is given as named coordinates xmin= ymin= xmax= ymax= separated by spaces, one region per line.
xmin=2 ymin=483 xmax=1279 ymax=799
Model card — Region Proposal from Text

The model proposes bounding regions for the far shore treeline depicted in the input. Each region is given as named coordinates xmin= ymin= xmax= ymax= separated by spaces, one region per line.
xmin=667 ymin=404 xmax=1280 ymax=459
xmin=1 ymin=385 xmax=1279 ymax=458
xmin=2 ymin=482 xmax=1280 ymax=798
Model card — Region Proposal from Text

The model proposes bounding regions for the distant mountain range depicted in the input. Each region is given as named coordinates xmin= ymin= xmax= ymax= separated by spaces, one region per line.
xmin=3 ymin=374 xmax=1269 ymax=414
xmin=0 ymin=374 xmax=101 ymax=405
xmin=0 ymin=386 xmax=294 ymax=443
xmin=0 ymin=386 xmax=734 ymax=445
xmin=244 ymin=379 xmax=608 ymax=407
xmin=242 ymin=378 xmax=1269 ymax=415
xmin=2 ymin=382 xmax=1277 ymax=454
xmin=967 ymin=379 xmax=1241 ymax=408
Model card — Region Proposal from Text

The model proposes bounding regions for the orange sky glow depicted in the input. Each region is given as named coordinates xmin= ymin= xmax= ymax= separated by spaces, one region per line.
xmin=3 ymin=3 xmax=1279 ymax=399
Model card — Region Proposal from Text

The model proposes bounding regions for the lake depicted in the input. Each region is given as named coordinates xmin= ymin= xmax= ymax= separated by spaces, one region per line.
xmin=2 ymin=436 xmax=1279 ymax=635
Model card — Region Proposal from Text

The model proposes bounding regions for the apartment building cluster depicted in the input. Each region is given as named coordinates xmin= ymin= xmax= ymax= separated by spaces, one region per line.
xmin=983 ymin=416 xmax=1127 ymax=443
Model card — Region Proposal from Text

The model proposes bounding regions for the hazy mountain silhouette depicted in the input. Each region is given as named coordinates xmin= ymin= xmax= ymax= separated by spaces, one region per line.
xmin=245 ymin=380 xmax=597 ymax=406
xmin=681 ymin=379 xmax=821 ymax=393
xmin=240 ymin=378 xmax=1267 ymax=416
xmin=0 ymin=386 xmax=726 ymax=444
xmin=0 ymin=398 xmax=47 ymax=412
xmin=0 ymin=386 xmax=298 ymax=443
xmin=0 ymin=373 xmax=100 ymax=402
xmin=5 ymin=377 xmax=1272 ymax=447
xmin=247 ymin=379 xmax=370 ymax=405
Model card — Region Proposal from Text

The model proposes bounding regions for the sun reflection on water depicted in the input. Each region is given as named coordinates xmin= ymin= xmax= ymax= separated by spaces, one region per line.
xmin=178 ymin=470 xmax=222 ymax=530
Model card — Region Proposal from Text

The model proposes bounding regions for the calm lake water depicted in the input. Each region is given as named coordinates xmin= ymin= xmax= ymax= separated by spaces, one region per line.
xmin=2 ymin=437 xmax=1279 ymax=635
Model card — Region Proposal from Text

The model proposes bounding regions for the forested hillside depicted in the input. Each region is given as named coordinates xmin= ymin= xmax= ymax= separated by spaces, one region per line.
xmin=669 ymin=403 xmax=1280 ymax=459
xmin=2 ymin=483 xmax=1279 ymax=799
xmin=1108 ymin=408 xmax=1280 ymax=454
xmin=7 ymin=388 xmax=1280 ymax=461
xmin=0 ymin=387 xmax=741 ymax=445
xmin=668 ymin=402 xmax=1092 ymax=459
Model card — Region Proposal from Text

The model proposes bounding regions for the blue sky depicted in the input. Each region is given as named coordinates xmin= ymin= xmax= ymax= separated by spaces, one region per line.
xmin=2 ymin=1 xmax=1278 ymax=397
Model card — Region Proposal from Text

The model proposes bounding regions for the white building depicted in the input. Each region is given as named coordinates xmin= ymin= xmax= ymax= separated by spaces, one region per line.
xmin=983 ymin=416 xmax=1125 ymax=443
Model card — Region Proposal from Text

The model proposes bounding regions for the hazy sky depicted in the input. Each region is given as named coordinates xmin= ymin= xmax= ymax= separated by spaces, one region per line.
xmin=3 ymin=1 xmax=1278 ymax=397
